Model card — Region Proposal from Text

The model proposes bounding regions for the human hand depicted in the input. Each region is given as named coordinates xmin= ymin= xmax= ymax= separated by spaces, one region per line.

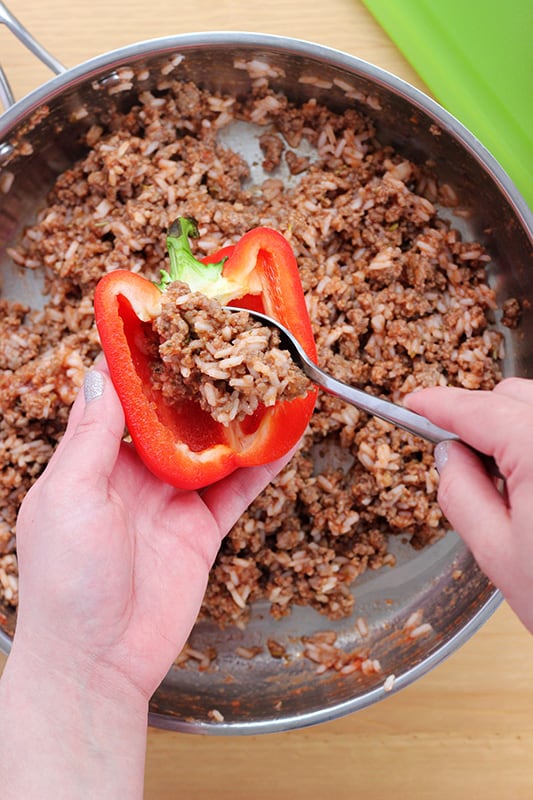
xmin=406 ymin=378 xmax=533 ymax=633
xmin=1 ymin=361 xmax=294 ymax=798
xmin=13 ymin=360 xmax=294 ymax=699
xmin=0 ymin=361 xmax=295 ymax=798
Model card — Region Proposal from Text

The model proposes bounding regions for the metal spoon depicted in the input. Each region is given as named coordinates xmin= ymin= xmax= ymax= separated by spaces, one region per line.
xmin=228 ymin=306 xmax=502 ymax=477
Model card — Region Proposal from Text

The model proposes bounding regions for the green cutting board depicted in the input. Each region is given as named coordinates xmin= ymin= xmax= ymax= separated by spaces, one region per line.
xmin=362 ymin=0 xmax=532 ymax=209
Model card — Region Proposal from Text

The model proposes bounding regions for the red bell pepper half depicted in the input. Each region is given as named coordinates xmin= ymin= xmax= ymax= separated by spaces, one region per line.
xmin=93 ymin=217 xmax=318 ymax=490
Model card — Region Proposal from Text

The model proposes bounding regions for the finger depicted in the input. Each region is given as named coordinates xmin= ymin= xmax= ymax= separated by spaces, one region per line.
xmin=405 ymin=386 xmax=493 ymax=443
xmin=201 ymin=445 xmax=299 ymax=535
xmin=434 ymin=440 xmax=512 ymax=582
xmin=47 ymin=355 xmax=109 ymax=467
xmin=405 ymin=386 xmax=533 ymax=477
xmin=493 ymin=376 xmax=533 ymax=404
xmin=49 ymin=366 xmax=125 ymax=485
xmin=45 ymin=377 xmax=88 ymax=468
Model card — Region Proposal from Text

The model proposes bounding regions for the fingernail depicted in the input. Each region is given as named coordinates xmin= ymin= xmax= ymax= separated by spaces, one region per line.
xmin=434 ymin=440 xmax=450 ymax=473
xmin=84 ymin=370 xmax=105 ymax=403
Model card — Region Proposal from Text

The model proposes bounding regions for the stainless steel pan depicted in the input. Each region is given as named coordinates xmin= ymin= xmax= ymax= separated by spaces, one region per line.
xmin=1 ymin=5 xmax=532 ymax=734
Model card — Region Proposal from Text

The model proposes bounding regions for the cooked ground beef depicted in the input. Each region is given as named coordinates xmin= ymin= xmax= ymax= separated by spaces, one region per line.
xmin=259 ymin=132 xmax=285 ymax=172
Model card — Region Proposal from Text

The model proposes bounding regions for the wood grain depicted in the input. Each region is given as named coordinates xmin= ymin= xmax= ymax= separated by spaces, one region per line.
xmin=1 ymin=2 xmax=532 ymax=798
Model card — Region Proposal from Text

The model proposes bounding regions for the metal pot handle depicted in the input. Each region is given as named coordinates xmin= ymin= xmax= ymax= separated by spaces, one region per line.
xmin=0 ymin=0 xmax=66 ymax=109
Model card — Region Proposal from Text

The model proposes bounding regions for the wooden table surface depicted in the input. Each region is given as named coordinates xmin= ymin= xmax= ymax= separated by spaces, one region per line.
xmin=1 ymin=1 xmax=532 ymax=797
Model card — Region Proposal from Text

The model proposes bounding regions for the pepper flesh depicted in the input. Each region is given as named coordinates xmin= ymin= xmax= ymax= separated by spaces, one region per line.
xmin=94 ymin=219 xmax=317 ymax=490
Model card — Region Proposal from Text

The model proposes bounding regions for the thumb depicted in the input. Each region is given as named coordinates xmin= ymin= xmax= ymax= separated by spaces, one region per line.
xmin=49 ymin=366 xmax=125 ymax=485
xmin=434 ymin=440 xmax=511 ymax=582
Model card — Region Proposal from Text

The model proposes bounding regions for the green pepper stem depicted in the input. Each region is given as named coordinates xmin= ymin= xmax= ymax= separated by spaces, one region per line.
xmin=156 ymin=216 xmax=232 ymax=296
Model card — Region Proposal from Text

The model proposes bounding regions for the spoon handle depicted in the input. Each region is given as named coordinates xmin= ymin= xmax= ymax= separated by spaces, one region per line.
xmin=306 ymin=360 xmax=503 ymax=479
xmin=305 ymin=360 xmax=457 ymax=444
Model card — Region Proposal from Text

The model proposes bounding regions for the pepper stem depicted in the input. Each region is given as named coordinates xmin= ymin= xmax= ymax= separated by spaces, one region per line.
xmin=155 ymin=216 xmax=230 ymax=294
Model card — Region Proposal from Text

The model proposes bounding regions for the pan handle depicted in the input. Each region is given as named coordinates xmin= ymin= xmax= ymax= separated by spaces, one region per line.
xmin=0 ymin=1 xmax=66 ymax=109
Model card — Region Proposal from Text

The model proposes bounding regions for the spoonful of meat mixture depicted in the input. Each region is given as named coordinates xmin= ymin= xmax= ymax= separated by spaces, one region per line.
xmin=150 ymin=281 xmax=312 ymax=426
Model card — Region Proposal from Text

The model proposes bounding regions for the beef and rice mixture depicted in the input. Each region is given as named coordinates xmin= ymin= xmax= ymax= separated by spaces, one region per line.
xmin=151 ymin=282 xmax=311 ymax=424
xmin=0 ymin=76 xmax=518 ymax=627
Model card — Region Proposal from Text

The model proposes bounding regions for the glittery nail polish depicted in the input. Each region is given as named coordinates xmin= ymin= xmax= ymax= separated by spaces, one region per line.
xmin=434 ymin=440 xmax=449 ymax=473
xmin=84 ymin=370 xmax=105 ymax=403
